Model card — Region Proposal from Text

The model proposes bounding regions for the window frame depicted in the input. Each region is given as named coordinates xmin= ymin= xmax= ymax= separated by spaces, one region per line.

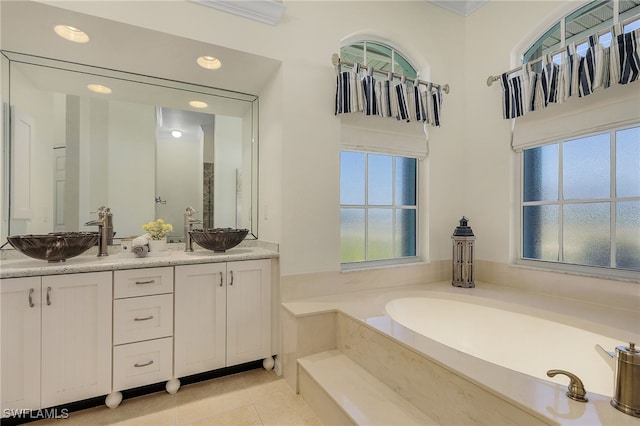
xmin=522 ymin=0 xmax=640 ymax=65
xmin=339 ymin=41 xmax=419 ymax=83
xmin=516 ymin=123 xmax=640 ymax=280
xmin=340 ymin=149 xmax=420 ymax=270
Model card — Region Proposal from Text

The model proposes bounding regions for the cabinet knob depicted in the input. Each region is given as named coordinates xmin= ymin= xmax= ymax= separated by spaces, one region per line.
xmin=229 ymin=271 xmax=234 ymax=286
xmin=46 ymin=286 xmax=52 ymax=306
xmin=219 ymin=271 xmax=224 ymax=287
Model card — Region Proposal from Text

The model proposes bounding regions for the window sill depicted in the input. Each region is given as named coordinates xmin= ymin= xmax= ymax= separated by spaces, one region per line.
xmin=341 ymin=257 xmax=426 ymax=273
xmin=515 ymin=259 xmax=640 ymax=284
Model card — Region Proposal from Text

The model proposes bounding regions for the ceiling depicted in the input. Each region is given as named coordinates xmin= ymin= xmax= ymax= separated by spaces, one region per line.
xmin=0 ymin=1 xmax=281 ymax=96
xmin=1 ymin=1 xmax=280 ymax=139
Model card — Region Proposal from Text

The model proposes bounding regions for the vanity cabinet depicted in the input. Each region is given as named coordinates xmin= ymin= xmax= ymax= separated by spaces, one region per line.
xmin=174 ymin=259 xmax=272 ymax=378
xmin=108 ymin=267 xmax=177 ymax=408
xmin=1 ymin=272 xmax=112 ymax=412
xmin=1 ymin=277 xmax=41 ymax=412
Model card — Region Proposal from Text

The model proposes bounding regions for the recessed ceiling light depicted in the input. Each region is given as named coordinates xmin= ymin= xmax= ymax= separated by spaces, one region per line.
xmin=171 ymin=130 xmax=183 ymax=138
xmin=189 ymin=100 xmax=208 ymax=109
xmin=87 ymin=84 xmax=112 ymax=94
xmin=197 ymin=56 xmax=222 ymax=70
xmin=54 ymin=25 xmax=89 ymax=43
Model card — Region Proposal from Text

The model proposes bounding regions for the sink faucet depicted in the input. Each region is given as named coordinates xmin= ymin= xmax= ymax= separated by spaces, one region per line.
xmin=184 ymin=206 xmax=203 ymax=252
xmin=84 ymin=206 xmax=112 ymax=257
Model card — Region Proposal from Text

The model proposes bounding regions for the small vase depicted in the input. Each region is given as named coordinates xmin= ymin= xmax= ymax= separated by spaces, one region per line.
xmin=148 ymin=237 xmax=168 ymax=252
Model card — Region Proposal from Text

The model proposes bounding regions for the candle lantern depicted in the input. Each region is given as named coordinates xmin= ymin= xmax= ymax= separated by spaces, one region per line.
xmin=452 ymin=216 xmax=475 ymax=288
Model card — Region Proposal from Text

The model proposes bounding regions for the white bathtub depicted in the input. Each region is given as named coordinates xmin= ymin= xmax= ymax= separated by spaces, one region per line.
xmin=385 ymin=296 xmax=625 ymax=397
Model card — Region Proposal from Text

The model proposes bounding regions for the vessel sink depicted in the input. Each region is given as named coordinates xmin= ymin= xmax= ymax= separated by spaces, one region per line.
xmin=6 ymin=232 xmax=100 ymax=263
xmin=189 ymin=228 xmax=249 ymax=252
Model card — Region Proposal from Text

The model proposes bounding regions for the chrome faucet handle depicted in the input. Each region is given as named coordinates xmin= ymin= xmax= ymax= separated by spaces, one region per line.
xmin=547 ymin=370 xmax=588 ymax=402
xmin=185 ymin=206 xmax=197 ymax=216
xmin=90 ymin=205 xmax=107 ymax=215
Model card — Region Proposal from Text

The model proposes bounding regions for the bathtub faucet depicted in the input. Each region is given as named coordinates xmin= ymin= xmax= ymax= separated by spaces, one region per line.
xmin=547 ymin=369 xmax=588 ymax=402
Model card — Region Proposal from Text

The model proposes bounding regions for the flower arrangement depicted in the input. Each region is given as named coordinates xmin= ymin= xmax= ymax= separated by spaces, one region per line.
xmin=142 ymin=219 xmax=173 ymax=240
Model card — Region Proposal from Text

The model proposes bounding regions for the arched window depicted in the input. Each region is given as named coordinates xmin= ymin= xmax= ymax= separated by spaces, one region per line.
xmin=340 ymin=41 xmax=418 ymax=81
xmin=338 ymin=41 xmax=421 ymax=269
xmin=523 ymin=0 xmax=640 ymax=65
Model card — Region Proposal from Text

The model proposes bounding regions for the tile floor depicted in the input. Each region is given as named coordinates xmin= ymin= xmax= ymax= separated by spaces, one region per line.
xmin=30 ymin=369 xmax=323 ymax=426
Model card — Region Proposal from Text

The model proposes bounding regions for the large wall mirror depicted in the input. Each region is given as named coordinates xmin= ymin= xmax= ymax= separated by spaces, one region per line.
xmin=1 ymin=51 xmax=259 ymax=243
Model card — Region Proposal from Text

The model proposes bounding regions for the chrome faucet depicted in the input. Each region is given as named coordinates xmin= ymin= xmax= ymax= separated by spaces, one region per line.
xmin=184 ymin=206 xmax=203 ymax=252
xmin=84 ymin=206 xmax=112 ymax=257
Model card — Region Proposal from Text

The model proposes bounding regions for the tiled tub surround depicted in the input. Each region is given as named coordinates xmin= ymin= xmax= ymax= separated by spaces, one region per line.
xmin=282 ymin=279 xmax=639 ymax=426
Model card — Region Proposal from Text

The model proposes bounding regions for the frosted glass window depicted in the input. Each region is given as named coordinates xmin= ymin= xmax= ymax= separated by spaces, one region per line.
xmin=616 ymin=127 xmax=640 ymax=197
xmin=563 ymin=133 xmax=610 ymax=199
xmin=368 ymin=209 xmax=393 ymax=260
xmin=523 ymin=144 xmax=558 ymax=202
xmin=395 ymin=157 xmax=417 ymax=205
xmin=340 ymin=150 xmax=418 ymax=265
xmin=368 ymin=154 xmax=392 ymax=205
xmin=340 ymin=208 xmax=365 ymax=262
xmin=340 ymin=151 xmax=365 ymax=205
xmin=395 ymin=209 xmax=417 ymax=257
xmin=563 ymin=203 xmax=610 ymax=267
xmin=523 ymin=205 xmax=559 ymax=261
xmin=521 ymin=125 xmax=639 ymax=272
xmin=616 ymin=201 xmax=640 ymax=270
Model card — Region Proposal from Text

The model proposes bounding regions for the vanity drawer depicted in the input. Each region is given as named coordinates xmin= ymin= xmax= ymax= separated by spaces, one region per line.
xmin=113 ymin=337 xmax=173 ymax=391
xmin=114 ymin=294 xmax=173 ymax=345
xmin=114 ymin=267 xmax=173 ymax=299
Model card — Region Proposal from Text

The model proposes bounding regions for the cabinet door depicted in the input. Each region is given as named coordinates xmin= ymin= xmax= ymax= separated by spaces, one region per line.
xmin=174 ymin=263 xmax=226 ymax=377
xmin=226 ymin=259 xmax=271 ymax=366
xmin=0 ymin=277 xmax=41 ymax=412
xmin=41 ymin=272 xmax=112 ymax=407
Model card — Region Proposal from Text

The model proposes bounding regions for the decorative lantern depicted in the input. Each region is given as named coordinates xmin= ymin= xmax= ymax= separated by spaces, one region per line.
xmin=452 ymin=216 xmax=475 ymax=288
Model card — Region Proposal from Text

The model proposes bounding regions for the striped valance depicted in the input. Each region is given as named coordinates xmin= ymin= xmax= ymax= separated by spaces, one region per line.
xmin=491 ymin=24 xmax=640 ymax=121
xmin=333 ymin=55 xmax=448 ymax=128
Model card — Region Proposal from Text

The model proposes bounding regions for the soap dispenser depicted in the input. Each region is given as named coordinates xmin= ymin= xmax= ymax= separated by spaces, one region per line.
xmin=611 ymin=343 xmax=640 ymax=417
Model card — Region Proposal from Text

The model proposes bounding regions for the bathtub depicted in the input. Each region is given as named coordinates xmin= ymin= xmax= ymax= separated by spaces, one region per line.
xmin=385 ymin=296 xmax=625 ymax=397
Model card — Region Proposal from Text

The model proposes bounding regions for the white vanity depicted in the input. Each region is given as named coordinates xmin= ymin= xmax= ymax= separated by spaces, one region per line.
xmin=0 ymin=246 xmax=277 ymax=413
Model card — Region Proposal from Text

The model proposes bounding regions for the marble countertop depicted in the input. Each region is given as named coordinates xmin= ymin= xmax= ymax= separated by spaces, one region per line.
xmin=0 ymin=243 xmax=278 ymax=278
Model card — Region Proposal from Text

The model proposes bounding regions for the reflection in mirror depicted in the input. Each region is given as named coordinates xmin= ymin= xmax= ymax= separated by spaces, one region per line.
xmin=1 ymin=52 xmax=258 ymax=245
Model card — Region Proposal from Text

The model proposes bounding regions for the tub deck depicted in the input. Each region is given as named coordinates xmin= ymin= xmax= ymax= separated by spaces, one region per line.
xmin=282 ymin=280 xmax=640 ymax=426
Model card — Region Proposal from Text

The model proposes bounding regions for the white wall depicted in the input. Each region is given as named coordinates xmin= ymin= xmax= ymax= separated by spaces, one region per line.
xmin=48 ymin=0 xmax=465 ymax=278
xmin=106 ymin=101 xmax=156 ymax=237
xmin=214 ymin=115 xmax=242 ymax=228
xmin=8 ymin=65 xmax=56 ymax=235
xmin=156 ymin=127 xmax=203 ymax=239
xmin=463 ymin=1 xmax=565 ymax=264
xmin=41 ymin=1 xmax=637 ymax=294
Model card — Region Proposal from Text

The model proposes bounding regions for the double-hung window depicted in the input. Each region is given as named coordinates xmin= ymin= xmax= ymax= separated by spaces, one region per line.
xmin=340 ymin=150 xmax=418 ymax=267
xmin=521 ymin=125 xmax=640 ymax=274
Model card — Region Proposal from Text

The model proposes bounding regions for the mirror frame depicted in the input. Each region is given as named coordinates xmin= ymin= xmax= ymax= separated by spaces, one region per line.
xmin=1 ymin=50 xmax=259 ymax=244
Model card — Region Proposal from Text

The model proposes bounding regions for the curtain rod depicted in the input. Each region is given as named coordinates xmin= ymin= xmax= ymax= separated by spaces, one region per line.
xmin=331 ymin=53 xmax=450 ymax=94
xmin=486 ymin=15 xmax=639 ymax=87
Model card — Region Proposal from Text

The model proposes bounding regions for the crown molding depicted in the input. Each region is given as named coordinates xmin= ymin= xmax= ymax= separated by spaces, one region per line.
xmin=189 ymin=0 xmax=286 ymax=26
xmin=428 ymin=0 xmax=487 ymax=17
